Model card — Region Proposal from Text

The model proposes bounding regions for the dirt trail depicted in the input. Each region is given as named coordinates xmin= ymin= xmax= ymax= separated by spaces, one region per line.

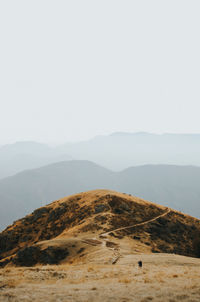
xmin=82 ymin=208 xmax=171 ymax=265
xmin=101 ymin=208 xmax=171 ymax=237
xmin=100 ymin=208 xmax=171 ymax=264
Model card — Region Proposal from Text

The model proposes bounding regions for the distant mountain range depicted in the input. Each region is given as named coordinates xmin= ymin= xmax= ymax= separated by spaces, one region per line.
xmin=1 ymin=132 xmax=200 ymax=179
xmin=0 ymin=141 xmax=72 ymax=179
xmin=0 ymin=160 xmax=200 ymax=231
xmin=56 ymin=132 xmax=200 ymax=170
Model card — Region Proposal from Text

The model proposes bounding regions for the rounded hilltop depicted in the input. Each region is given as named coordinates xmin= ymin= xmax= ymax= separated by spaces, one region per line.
xmin=0 ymin=189 xmax=200 ymax=267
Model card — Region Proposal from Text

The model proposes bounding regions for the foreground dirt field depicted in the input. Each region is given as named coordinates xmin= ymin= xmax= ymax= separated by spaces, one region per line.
xmin=0 ymin=253 xmax=200 ymax=302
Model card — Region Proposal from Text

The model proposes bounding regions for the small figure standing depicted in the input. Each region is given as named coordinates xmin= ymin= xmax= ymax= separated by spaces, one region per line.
xmin=138 ymin=260 xmax=142 ymax=268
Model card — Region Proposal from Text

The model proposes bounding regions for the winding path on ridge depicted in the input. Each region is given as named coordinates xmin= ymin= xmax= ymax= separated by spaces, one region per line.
xmin=101 ymin=208 xmax=171 ymax=237
xmin=100 ymin=208 xmax=171 ymax=264
xmin=83 ymin=208 xmax=171 ymax=264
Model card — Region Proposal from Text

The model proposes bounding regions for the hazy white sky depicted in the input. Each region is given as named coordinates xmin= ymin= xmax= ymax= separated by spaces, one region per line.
xmin=0 ymin=1 xmax=200 ymax=144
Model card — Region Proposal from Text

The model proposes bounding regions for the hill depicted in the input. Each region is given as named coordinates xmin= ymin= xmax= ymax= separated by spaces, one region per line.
xmin=1 ymin=190 xmax=200 ymax=268
xmin=116 ymin=164 xmax=200 ymax=216
xmin=1 ymin=160 xmax=200 ymax=230
xmin=0 ymin=161 xmax=114 ymax=230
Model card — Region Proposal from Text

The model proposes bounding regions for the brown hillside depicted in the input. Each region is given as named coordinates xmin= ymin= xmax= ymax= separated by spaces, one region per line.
xmin=0 ymin=189 xmax=200 ymax=267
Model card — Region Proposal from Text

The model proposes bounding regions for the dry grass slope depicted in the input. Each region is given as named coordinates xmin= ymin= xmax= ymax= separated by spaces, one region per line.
xmin=0 ymin=254 xmax=200 ymax=302
xmin=0 ymin=189 xmax=200 ymax=268
xmin=1 ymin=190 xmax=200 ymax=301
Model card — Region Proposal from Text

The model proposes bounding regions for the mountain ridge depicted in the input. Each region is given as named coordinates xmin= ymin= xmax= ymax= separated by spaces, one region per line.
xmin=1 ymin=189 xmax=200 ymax=268
xmin=1 ymin=160 xmax=200 ymax=231
xmin=2 ymin=132 xmax=200 ymax=179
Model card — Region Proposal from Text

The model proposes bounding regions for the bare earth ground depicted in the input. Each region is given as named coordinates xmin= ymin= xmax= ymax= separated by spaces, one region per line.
xmin=0 ymin=253 xmax=200 ymax=302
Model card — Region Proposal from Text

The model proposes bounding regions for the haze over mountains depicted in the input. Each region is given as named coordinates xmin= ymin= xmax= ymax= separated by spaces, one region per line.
xmin=58 ymin=132 xmax=200 ymax=170
xmin=0 ymin=141 xmax=72 ymax=179
xmin=1 ymin=132 xmax=200 ymax=179
xmin=1 ymin=160 xmax=200 ymax=231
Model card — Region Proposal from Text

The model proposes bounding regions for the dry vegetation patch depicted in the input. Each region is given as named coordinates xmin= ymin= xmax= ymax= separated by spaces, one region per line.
xmin=0 ymin=254 xmax=200 ymax=302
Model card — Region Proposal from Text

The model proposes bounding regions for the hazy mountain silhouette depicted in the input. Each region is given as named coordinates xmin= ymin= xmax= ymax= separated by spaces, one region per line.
xmin=0 ymin=141 xmax=72 ymax=179
xmin=56 ymin=132 xmax=200 ymax=170
xmin=0 ymin=161 xmax=114 ymax=230
xmin=1 ymin=160 xmax=200 ymax=231
xmin=2 ymin=132 xmax=200 ymax=179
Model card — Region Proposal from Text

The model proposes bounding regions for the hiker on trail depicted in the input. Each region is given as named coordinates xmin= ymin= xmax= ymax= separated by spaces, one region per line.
xmin=138 ymin=260 xmax=142 ymax=268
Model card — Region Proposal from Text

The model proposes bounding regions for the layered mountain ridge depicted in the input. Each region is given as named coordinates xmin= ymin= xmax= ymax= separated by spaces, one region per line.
xmin=2 ymin=132 xmax=200 ymax=180
xmin=1 ymin=160 xmax=200 ymax=231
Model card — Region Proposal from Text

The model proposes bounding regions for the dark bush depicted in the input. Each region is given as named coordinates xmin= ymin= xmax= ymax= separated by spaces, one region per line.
xmin=13 ymin=245 xmax=69 ymax=266
xmin=193 ymin=233 xmax=200 ymax=258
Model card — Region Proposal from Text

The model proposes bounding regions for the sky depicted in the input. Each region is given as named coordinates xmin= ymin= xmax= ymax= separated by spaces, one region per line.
xmin=0 ymin=1 xmax=200 ymax=144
